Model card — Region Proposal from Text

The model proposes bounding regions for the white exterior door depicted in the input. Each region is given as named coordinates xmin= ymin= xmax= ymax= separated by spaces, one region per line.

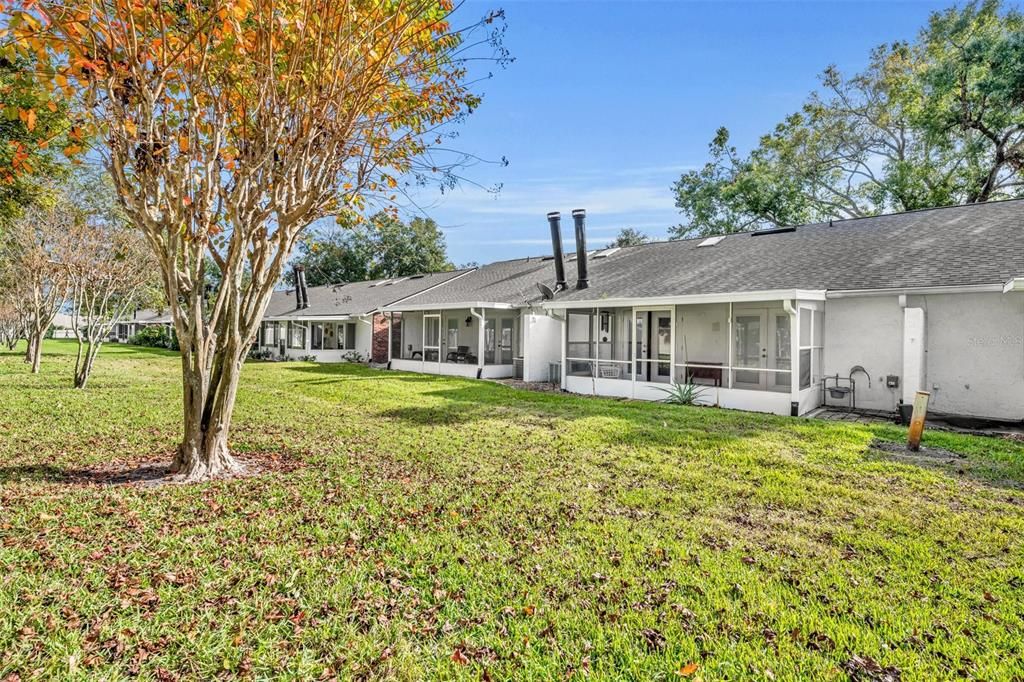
xmin=733 ymin=310 xmax=767 ymax=390
xmin=635 ymin=309 xmax=673 ymax=384
xmin=733 ymin=308 xmax=790 ymax=391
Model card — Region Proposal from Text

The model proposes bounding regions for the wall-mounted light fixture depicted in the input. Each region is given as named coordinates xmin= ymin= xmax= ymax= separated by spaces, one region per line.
xmin=465 ymin=316 xmax=473 ymax=327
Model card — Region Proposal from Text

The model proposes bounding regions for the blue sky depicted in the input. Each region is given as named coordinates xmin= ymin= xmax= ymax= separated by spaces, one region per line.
xmin=397 ymin=0 xmax=951 ymax=266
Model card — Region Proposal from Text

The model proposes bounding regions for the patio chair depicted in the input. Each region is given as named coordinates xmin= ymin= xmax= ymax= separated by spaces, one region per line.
xmin=446 ymin=345 xmax=471 ymax=363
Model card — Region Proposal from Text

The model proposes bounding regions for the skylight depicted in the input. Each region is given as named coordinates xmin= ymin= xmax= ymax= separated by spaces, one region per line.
xmin=593 ymin=248 xmax=620 ymax=259
xmin=698 ymin=236 xmax=726 ymax=247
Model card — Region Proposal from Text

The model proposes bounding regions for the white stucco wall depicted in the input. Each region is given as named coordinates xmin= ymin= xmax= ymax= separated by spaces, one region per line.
xmin=823 ymin=296 xmax=904 ymax=412
xmin=825 ymin=292 xmax=1024 ymax=420
xmin=924 ymin=292 xmax=1024 ymax=420
xmin=523 ymin=310 xmax=563 ymax=382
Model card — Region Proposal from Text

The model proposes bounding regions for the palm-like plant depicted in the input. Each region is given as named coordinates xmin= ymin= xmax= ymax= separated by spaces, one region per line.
xmin=657 ymin=382 xmax=709 ymax=406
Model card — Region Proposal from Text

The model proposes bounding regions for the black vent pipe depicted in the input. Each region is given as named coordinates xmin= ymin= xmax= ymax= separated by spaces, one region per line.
xmin=295 ymin=265 xmax=309 ymax=309
xmin=572 ymin=208 xmax=589 ymax=290
xmin=547 ymin=211 xmax=567 ymax=291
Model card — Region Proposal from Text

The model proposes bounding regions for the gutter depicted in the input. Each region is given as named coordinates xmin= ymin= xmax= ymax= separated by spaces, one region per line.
xmin=383 ymin=301 xmax=519 ymax=313
xmin=543 ymin=289 xmax=826 ymax=310
xmin=1003 ymin=278 xmax=1024 ymax=293
xmin=826 ymin=283 xmax=1004 ymax=298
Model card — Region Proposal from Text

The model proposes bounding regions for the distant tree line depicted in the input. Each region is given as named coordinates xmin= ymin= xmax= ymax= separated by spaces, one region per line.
xmin=287 ymin=212 xmax=454 ymax=288
xmin=673 ymin=0 xmax=1024 ymax=238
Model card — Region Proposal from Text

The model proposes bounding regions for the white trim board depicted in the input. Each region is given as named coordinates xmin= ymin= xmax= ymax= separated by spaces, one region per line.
xmin=544 ymin=289 xmax=826 ymax=310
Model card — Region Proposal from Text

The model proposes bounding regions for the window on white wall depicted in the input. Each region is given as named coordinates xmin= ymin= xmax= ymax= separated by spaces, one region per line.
xmin=288 ymin=322 xmax=306 ymax=349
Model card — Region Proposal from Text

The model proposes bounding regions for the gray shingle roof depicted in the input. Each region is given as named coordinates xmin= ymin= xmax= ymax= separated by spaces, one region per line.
xmin=132 ymin=309 xmax=173 ymax=324
xmin=263 ymin=270 xmax=468 ymax=319
xmin=550 ymin=199 xmax=1024 ymax=304
xmin=384 ymin=257 xmax=579 ymax=310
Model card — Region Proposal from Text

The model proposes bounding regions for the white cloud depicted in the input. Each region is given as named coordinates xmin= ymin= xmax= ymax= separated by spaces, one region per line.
xmin=437 ymin=182 xmax=674 ymax=217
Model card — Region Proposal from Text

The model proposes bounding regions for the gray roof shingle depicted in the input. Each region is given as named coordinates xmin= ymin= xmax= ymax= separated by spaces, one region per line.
xmin=385 ymin=257 xmax=580 ymax=309
xmin=263 ymin=270 xmax=468 ymax=319
xmin=550 ymin=199 xmax=1024 ymax=303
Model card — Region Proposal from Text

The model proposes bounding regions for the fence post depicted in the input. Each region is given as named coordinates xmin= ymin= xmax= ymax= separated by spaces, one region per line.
xmin=907 ymin=391 xmax=930 ymax=452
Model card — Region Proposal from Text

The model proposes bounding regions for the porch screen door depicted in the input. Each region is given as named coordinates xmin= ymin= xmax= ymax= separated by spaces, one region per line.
xmin=446 ymin=317 xmax=459 ymax=355
xmin=733 ymin=311 xmax=767 ymax=389
xmin=484 ymin=318 xmax=496 ymax=364
xmin=423 ymin=314 xmax=441 ymax=362
xmin=634 ymin=310 xmax=672 ymax=383
xmin=499 ymin=318 xmax=514 ymax=364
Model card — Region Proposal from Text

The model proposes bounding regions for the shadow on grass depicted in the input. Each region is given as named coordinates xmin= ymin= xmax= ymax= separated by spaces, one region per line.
xmin=282 ymin=362 xmax=458 ymax=384
xmin=866 ymin=439 xmax=1024 ymax=494
xmin=0 ymin=462 xmax=171 ymax=485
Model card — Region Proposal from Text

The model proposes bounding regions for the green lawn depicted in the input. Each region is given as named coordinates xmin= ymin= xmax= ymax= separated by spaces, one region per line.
xmin=2 ymin=341 xmax=1024 ymax=680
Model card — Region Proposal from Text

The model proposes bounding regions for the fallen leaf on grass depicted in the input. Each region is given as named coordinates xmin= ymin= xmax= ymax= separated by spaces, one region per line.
xmin=641 ymin=627 xmax=666 ymax=652
xmin=676 ymin=662 xmax=699 ymax=676
xmin=843 ymin=654 xmax=901 ymax=681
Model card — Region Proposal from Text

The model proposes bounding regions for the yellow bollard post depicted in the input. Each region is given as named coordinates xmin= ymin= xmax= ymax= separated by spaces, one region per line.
xmin=907 ymin=391 xmax=930 ymax=452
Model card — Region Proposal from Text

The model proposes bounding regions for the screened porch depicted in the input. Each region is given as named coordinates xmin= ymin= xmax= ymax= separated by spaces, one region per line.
xmin=562 ymin=297 xmax=824 ymax=415
xmin=387 ymin=308 xmax=523 ymax=379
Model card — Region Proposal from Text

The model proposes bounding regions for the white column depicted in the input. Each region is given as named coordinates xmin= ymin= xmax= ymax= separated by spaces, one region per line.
xmin=669 ymin=305 xmax=677 ymax=385
xmin=387 ymin=312 xmax=393 ymax=362
xmin=790 ymin=305 xmax=800 ymax=409
xmin=630 ymin=307 xmax=636 ymax=398
xmin=478 ymin=309 xmax=486 ymax=372
xmin=560 ymin=312 xmax=567 ymax=390
xmin=902 ymin=307 xmax=927 ymax=404
xmin=727 ymin=302 xmax=734 ymax=389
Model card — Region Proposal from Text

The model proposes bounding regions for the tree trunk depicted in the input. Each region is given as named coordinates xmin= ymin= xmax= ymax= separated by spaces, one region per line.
xmin=29 ymin=333 xmax=42 ymax=373
xmin=73 ymin=341 xmax=99 ymax=389
xmin=24 ymin=335 xmax=34 ymax=364
xmin=171 ymin=338 xmax=247 ymax=480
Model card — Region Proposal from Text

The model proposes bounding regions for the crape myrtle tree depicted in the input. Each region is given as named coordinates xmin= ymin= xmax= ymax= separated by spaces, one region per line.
xmin=3 ymin=0 xmax=507 ymax=479
xmin=1 ymin=198 xmax=73 ymax=372
xmin=0 ymin=265 xmax=30 ymax=350
xmin=64 ymin=207 xmax=158 ymax=389
xmin=59 ymin=166 xmax=161 ymax=388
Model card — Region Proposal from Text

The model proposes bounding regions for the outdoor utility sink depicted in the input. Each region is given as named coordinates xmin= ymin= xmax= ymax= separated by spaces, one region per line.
xmin=829 ymin=387 xmax=851 ymax=399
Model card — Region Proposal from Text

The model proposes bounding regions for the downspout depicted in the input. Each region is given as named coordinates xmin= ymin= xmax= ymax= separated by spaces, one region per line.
xmin=783 ymin=300 xmax=799 ymax=416
xmin=547 ymin=309 xmax=567 ymax=390
xmin=471 ymin=307 xmax=485 ymax=379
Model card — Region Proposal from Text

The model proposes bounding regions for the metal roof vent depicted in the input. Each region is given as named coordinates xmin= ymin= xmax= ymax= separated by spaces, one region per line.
xmin=698 ymin=235 xmax=726 ymax=247
xmin=750 ymin=226 xmax=796 ymax=236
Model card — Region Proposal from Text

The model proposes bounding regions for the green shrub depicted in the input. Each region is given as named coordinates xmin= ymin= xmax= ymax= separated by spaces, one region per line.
xmin=129 ymin=325 xmax=178 ymax=350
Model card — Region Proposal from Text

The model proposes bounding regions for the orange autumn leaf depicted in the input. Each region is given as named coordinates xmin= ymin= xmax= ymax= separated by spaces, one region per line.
xmin=676 ymin=662 xmax=699 ymax=677
xmin=18 ymin=108 xmax=36 ymax=131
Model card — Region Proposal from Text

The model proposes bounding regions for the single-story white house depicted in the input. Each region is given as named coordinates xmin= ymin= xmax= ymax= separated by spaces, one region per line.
xmin=542 ymin=201 xmax=1024 ymax=421
xmin=256 ymin=268 xmax=468 ymax=362
xmin=114 ymin=200 xmax=1024 ymax=423
xmin=381 ymin=256 xmax=571 ymax=382
xmin=113 ymin=308 xmax=173 ymax=342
